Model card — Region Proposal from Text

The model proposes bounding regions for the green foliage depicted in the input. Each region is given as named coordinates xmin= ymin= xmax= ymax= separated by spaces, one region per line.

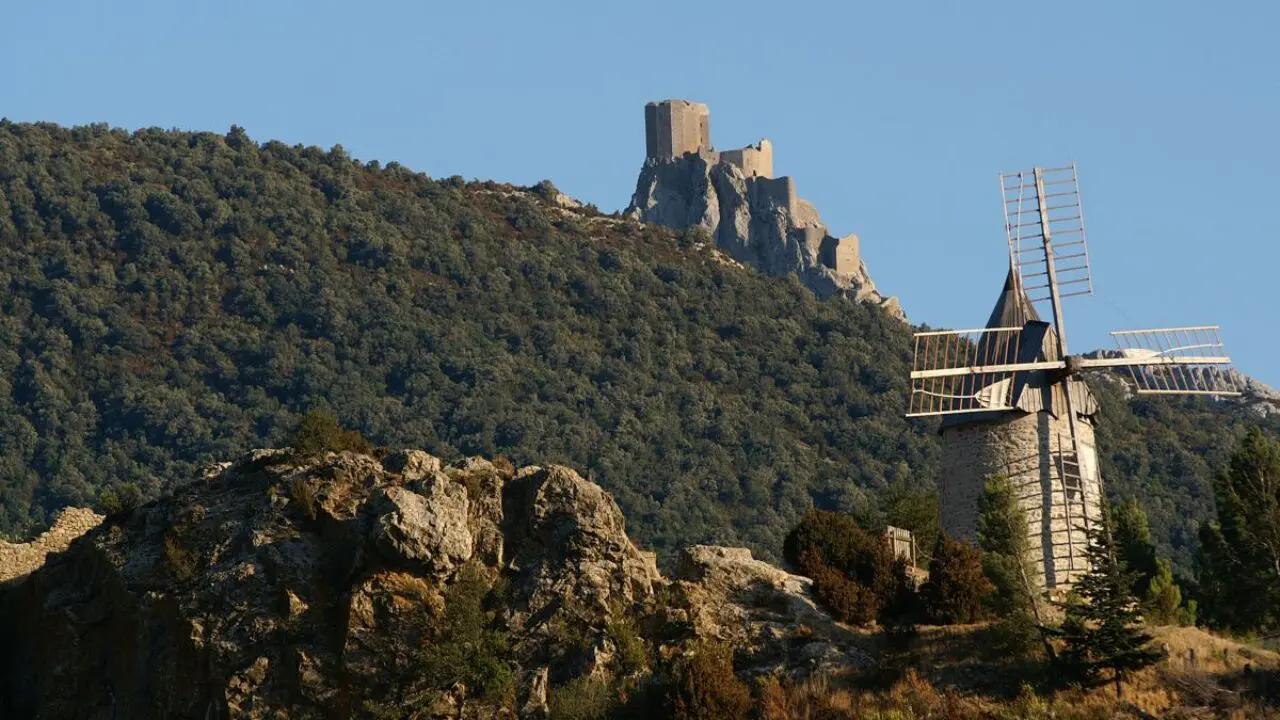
xmin=977 ymin=475 xmax=1044 ymax=658
xmin=667 ymin=641 xmax=752 ymax=720
xmin=1195 ymin=428 xmax=1280 ymax=633
xmin=607 ymin=610 xmax=648 ymax=677
xmin=1112 ymin=497 xmax=1158 ymax=597
xmin=1142 ymin=558 xmax=1193 ymax=626
xmin=0 ymin=121 xmax=935 ymax=557
xmin=289 ymin=408 xmax=374 ymax=457
xmin=785 ymin=510 xmax=916 ymax=626
xmin=421 ymin=563 xmax=513 ymax=699
xmin=1051 ymin=520 xmax=1161 ymax=696
xmin=548 ymin=676 xmax=615 ymax=720
xmin=97 ymin=481 xmax=141 ymax=516
xmin=0 ymin=120 xmax=1274 ymax=566
xmin=977 ymin=475 xmax=1033 ymax=615
xmin=920 ymin=533 xmax=993 ymax=624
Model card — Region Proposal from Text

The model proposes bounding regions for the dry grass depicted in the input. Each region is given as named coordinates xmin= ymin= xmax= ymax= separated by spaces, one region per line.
xmin=756 ymin=625 xmax=1280 ymax=720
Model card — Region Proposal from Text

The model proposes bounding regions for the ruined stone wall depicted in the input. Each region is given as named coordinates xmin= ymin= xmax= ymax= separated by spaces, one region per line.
xmin=645 ymin=100 xmax=710 ymax=160
xmin=819 ymin=234 xmax=860 ymax=277
xmin=0 ymin=507 xmax=104 ymax=585
xmin=940 ymin=411 xmax=1102 ymax=591
xmin=719 ymin=139 xmax=773 ymax=178
xmin=747 ymin=175 xmax=797 ymax=216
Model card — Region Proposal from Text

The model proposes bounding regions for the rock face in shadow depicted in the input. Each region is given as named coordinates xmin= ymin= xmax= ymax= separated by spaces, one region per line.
xmin=626 ymin=152 xmax=904 ymax=320
xmin=0 ymin=450 xmax=871 ymax=719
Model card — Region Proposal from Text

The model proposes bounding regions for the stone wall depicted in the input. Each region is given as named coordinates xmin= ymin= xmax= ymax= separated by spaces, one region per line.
xmin=719 ymin=139 xmax=773 ymax=178
xmin=0 ymin=507 xmax=104 ymax=585
xmin=645 ymin=100 xmax=710 ymax=160
xmin=748 ymin=175 xmax=798 ymax=217
xmin=819 ymin=234 xmax=860 ymax=277
xmin=939 ymin=411 xmax=1102 ymax=591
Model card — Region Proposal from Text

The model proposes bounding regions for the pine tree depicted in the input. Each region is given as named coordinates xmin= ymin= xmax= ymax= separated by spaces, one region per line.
xmin=976 ymin=475 xmax=1047 ymax=659
xmin=1053 ymin=519 xmax=1161 ymax=697
xmin=1112 ymin=497 xmax=1158 ymax=596
xmin=1196 ymin=429 xmax=1280 ymax=633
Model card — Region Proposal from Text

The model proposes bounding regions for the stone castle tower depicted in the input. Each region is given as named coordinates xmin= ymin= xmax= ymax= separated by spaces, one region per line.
xmin=629 ymin=99 xmax=905 ymax=316
xmin=939 ymin=269 xmax=1104 ymax=592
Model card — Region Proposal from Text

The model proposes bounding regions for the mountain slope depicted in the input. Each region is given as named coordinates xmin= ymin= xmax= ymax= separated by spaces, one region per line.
xmin=0 ymin=120 xmax=1275 ymax=569
xmin=0 ymin=121 xmax=935 ymax=561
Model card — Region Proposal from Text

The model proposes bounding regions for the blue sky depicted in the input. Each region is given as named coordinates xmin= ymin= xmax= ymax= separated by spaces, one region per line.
xmin=3 ymin=0 xmax=1277 ymax=384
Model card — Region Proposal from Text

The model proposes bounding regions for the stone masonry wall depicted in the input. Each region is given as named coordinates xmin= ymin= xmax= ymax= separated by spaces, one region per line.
xmin=940 ymin=411 xmax=1102 ymax=591
xmin=0 ymin=507 xmax=104 ymax=585
xmin=719 ymin=139 xmax=773 ymax=178
xmin=645 ymin=100 xmax=710 ymax=160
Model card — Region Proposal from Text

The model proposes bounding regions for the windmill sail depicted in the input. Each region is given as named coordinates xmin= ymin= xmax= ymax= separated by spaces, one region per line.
xmin=1077 ymin=326 xmax=1241 ymax=395
xmin=1001 ymin=164 xmax=1093 ymax=306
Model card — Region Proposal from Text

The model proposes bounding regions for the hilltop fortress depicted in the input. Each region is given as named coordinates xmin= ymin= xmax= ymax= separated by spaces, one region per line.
xmin=627 ymin=100 xmax=899 ymax=317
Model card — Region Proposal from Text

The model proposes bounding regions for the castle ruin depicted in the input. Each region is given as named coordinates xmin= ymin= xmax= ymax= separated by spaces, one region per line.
xmin=643 ymin=100 xmax=774 ymax=179
xmin=631 ymin=99 xmax=899 ymax=315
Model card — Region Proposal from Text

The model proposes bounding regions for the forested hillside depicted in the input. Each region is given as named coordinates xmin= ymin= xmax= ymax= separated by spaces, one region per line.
xmin=0 ymin=120 xmax=1274 ymax=568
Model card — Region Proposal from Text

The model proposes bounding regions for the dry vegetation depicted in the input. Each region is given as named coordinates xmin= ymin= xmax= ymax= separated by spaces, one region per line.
xmin=754 ymin=626 xmax=1279 ymax=719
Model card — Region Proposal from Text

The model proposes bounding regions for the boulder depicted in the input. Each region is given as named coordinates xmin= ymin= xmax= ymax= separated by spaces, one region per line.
xmin=383 ymin=449 xmax=444 ymax=481
xmin=370 ymin=479 xmax=472 ymax=579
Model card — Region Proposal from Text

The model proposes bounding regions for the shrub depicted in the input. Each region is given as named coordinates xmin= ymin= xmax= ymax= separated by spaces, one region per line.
xmin=289 ymin=477 xmax=318 ymax=521
xmin=99 ymin=482 xmax=142 ymax=517
xmin=548 ymin=676 xmax=615 ymax=720
xmin=289 ymin=408 xmax=374 ymax=457
xmin=420 ymin=563 xmax=514 ymax=700
xmin=785 ymin=510 xmax=916 ymax=626
xmin=666 ymin=641 xmax=752 ymax=720
xmin=164 ymin=534 xmax=199 ymax=581
xmin=920 ymin=533 xmax=994 ymax=624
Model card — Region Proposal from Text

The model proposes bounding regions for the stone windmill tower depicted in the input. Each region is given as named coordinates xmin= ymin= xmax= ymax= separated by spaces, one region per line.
xmin=907 ymin=164 xmax=1240 ymax=593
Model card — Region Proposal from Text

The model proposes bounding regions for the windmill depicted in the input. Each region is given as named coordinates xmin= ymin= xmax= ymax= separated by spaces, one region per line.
xmin=907 ymin=164 xmax=1240 ymax=593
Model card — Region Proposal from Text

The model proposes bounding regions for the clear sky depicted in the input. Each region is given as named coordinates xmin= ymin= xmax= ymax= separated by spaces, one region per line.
xmin=3 ymin=1 xmax=1277 ymax=384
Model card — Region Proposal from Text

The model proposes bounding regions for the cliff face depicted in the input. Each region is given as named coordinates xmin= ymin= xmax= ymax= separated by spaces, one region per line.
xmin=0 ymin=449 xmax=867 ymax=719
xmin=626 ymin=152 xmax=904 ymax=319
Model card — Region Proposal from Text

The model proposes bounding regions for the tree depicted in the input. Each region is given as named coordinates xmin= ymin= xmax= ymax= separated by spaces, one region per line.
xmin=920 ymin=533 xmax=993 ymax=624
xmin=1196 ymin=428 xmax=1280 ymax=633
xmin=976 ymin=475 xmax=1034 ymax=615
xmin=977 ymin=475 xmax=1047 ymax=659
xmin=1052 ymin=519 xmax=1161 ymax=697
xmin=1143 ymin=558 xmax=1195 ymax=626
xmin=1112 ymin=497 xmax=1158 ymax=597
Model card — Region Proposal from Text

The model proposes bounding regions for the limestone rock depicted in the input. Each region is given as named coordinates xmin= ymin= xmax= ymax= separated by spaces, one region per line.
xmin=383 ymin=448 xmax=444 ymax=480
xmin=626 ymin=153 xmax=904 ymax=320
xmin=666 ymin=545 xmax=875 ymax=679
xmin=371 ymin=480 xmax=472 ymax=578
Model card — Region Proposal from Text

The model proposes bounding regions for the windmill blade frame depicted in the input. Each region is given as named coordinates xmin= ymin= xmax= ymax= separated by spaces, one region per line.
xmin=1001 ymin=164 xmax=1093 ymax=307
xmin=1075 ymin=325 xmax=1242 ymax=396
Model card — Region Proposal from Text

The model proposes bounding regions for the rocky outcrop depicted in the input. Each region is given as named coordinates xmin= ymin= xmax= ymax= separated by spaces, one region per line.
xmin=0 ymin=450 xmax=874 ymax=719
xmin=662 ymin=545 xmax=875 ymax=679
xmin=626 ymin=152 xmax=904 ymax=319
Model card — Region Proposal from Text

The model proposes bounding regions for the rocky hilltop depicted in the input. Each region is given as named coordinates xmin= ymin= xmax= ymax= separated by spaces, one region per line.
xmin=0 ymin=448 xmax=870 ymax=719
xmin=625 ymin=101 xmax=903 ymax=318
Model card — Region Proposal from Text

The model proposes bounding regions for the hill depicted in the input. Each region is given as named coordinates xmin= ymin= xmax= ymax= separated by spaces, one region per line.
xmin=0 ymin=120 xmax=1275 ymax=570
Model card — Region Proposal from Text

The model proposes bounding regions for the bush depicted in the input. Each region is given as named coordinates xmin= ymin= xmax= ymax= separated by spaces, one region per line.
xmin=420 ymin=563 xmax=514 ymax=700
xmin=785 ymin=510 xmax=917 ymax=626
xmin=289 ymin=409 xmax=374 ymax=457
xmin=548 ymin=676 xmax=615 ymax=720
xmin=666 ymin=641 xmax=752 ymax=720
xmin=98 ymin=482 xmax=142 ymax=517
xmin=920 ymin=533 xmax=994 ymax=624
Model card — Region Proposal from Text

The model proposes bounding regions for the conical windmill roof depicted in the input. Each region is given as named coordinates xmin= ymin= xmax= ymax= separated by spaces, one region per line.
xmin=938 ymin=267 xmax=1096 ymax=431
xmin=985 ymin=266 xmax=1041 ymax=329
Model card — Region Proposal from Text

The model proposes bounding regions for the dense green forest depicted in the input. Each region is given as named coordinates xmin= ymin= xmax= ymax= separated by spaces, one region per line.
xmin=0 ymin=120 xmax=1275 ymax=570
